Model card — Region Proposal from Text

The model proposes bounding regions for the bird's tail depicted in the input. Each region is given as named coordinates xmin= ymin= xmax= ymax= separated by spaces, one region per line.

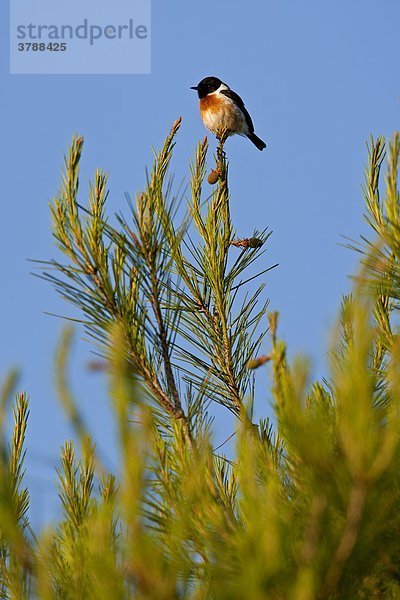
xmin=246 ymin=132 xmax=266 ymax=151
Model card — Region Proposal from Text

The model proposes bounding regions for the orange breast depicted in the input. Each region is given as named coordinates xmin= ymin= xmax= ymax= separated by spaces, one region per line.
xmin=199 ymin=94 xmax=246 ymax=135
xmin=200 ymin=94 xmax=225 ymax=115
xmin=200 ymin=94 xmax=233 ymax=134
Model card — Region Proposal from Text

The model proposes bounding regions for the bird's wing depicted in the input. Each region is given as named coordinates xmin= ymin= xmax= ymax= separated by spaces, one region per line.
xmin=220 ymin=89 xmax=254 ymax=133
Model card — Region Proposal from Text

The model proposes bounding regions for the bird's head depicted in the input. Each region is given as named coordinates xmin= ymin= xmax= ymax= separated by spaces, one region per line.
xmin=191 ymin=76 xmax=226 ymax=98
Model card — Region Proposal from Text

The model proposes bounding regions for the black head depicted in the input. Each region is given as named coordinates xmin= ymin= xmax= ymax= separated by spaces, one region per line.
xmin=191 ymin=76 xmax=223 ymax=99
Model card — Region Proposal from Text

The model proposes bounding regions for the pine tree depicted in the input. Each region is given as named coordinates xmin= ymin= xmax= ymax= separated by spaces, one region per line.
xmin=0 ymin=124 xmax=400 ymax=598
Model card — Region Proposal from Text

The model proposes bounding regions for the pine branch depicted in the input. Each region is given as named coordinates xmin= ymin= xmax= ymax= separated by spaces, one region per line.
xmin=40 ymin=120 xmax=274 ymax=433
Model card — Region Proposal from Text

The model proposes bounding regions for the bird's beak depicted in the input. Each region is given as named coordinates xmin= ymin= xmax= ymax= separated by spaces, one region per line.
xmin=190 ymin=86 xmax=198 ymax=90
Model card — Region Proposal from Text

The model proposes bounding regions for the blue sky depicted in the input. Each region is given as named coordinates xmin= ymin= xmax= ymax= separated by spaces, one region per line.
xmin=1 ymin=0 xmax=399 ymax=527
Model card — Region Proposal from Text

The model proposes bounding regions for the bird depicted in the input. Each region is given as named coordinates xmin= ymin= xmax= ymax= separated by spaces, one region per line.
xmin=191 ymin=76 xmax=266 ymax=151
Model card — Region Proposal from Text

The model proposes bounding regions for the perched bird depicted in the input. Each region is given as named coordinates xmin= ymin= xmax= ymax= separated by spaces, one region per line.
xmin=191 ymin=76 xmax=266 ymax=151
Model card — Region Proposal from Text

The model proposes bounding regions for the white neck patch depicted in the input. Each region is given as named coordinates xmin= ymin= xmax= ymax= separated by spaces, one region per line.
xmin=208 ymin=82 xmax=230 ymax=96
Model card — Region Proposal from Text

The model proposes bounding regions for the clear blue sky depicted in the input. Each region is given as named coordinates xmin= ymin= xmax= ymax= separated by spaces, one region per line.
xmin=1 ymin=0 xmax=399 ymax=527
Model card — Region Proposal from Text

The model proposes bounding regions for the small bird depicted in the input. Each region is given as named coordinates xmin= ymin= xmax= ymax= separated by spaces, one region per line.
xmin=191 ymin=76 xmax=266 ymax=151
